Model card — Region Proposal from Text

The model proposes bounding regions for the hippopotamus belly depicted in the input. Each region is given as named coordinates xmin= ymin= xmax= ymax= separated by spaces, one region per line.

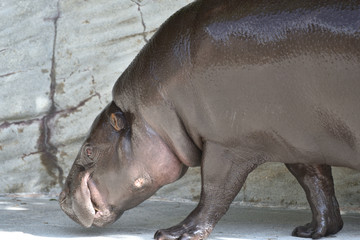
xmin=170 ymin=56 xmax=360 ymax=169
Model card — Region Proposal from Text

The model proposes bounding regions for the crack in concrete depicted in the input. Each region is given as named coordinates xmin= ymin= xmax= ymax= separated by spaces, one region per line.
xmin=0 ymin=118 xmax=41 ymax=129
xmin=131 ymin=0 xmax=149 ymax=43
xmin=100 ymin=31 xmax=155 ymax=47
xmin=59 ymin=92 xmax=101 ymax=118
xmin=0 ymin=72 xmax=19 ymax=78
xmin=20 ymin=92 xmax=101 ymax=159
xmin=0 ymin=91 xmax=100 ymax=132
xmin=34 ymin=0 xmax=65 ymax=191
xmin=1 ymin=1 xmax=102 ymax=192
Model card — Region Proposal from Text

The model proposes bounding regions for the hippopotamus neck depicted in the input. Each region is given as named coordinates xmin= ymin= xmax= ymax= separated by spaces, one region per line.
xmin=112 ymin=1 xmax=203 ymax=167
xmin=113 ymin=64 xmax=202 ymax=167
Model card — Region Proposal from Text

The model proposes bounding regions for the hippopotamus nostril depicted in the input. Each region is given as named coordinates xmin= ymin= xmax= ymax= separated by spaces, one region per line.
xmin=59 ymin=183 xmax=71 ymax=205
xmin=59 ymin=190 xmax=67 ymax=204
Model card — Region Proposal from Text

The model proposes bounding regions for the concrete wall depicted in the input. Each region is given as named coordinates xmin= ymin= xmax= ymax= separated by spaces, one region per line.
xmin=1 ymin=0 xmax=359 ymax=212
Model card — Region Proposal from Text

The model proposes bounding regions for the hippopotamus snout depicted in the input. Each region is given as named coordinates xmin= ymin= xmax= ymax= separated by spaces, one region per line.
xmin=59 ymin=166 xmax=123 ymax=228
xmin=59 ymin=170 xmax=95 ymax=227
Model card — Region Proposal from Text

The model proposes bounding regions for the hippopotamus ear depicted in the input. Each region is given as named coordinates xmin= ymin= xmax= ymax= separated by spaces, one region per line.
xmin=110 ymin=113 xmax=125 ymax=131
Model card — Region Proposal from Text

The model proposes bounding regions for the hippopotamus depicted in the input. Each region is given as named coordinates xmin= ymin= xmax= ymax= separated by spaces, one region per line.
xmin=59 ymin=0 xmax=360 ymax=239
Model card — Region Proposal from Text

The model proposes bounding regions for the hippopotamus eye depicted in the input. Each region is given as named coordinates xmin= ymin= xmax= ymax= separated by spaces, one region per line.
xmin=78 ymin=144 xmax=96 ymax=169
xmin=84 ymin=145 xmax=94 ymax=160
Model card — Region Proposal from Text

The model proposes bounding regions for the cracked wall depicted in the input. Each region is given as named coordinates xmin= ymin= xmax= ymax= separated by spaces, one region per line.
xmin=0 ymin=0 xmax=359 ymax=212
xmin=0 ymin=0 xmax=193 ymax=194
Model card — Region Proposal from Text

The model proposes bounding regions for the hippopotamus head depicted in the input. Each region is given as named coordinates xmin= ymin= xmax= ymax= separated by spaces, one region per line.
xmin=59 ymin=101 xmax=186 ymax=227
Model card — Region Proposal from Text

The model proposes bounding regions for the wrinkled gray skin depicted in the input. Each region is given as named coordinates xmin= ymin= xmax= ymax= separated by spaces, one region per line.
xmin=60 ymin=0 xmax=360 ymax=239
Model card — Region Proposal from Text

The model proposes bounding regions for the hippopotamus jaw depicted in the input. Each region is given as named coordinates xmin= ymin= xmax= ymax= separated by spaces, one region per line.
xmin=88 ymin=176 xmax=124 ymax=227
xmin=59 ymin=171 xmax=122 ymax=228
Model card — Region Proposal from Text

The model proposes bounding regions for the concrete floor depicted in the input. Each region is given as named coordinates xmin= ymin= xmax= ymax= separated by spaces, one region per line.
xmin=0 ymin=195 xmax=359 ymax=240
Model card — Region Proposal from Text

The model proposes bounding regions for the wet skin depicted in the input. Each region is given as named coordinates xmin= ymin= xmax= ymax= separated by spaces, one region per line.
xmin=60 ymin=0 xmax=360 ymax=239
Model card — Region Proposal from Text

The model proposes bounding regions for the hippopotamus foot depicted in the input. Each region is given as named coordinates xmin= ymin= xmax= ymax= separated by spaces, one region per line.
xmin=154 ymin=215 xmax=213 ymax=240
xmin=292 ymin=217 xmax=343 ymax=239
xmin=286 ymin=163 xmax=343 ymax=239
xmin=155 ymin=141 xmax=261 ymax=240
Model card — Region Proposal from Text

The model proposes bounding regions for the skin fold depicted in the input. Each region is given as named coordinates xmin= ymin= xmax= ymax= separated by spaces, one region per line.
xmin=60 ymin=0 xmax=360 ymax=239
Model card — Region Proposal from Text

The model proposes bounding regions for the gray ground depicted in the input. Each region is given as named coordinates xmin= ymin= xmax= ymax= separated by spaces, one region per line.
xmin=0 ymin=195 xmax=359 ymax=240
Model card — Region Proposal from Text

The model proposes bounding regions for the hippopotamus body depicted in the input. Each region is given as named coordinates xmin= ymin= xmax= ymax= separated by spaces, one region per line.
xmin=59 ymin=0 xmax=360 ymax=239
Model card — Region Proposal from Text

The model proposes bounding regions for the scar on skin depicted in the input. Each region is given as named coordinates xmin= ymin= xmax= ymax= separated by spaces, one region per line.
xmin=134 ymin=178 xmax=146 ymax=188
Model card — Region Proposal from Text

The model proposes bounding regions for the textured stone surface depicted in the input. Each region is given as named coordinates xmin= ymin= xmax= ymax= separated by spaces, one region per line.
xmin=0 ymin=1 xmax=57 ymax=121
xmin=0 ymin=0 xmax=359 ymax=213
xmin=0 ymin=0 xmax=59 ymax=192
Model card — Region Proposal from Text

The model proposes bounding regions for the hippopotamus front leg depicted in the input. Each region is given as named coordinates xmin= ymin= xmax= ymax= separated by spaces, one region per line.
xmin=154 ymin=141 xmax=262 ymax=240
xmin=285 ymin=163 xmax=344 ymax=239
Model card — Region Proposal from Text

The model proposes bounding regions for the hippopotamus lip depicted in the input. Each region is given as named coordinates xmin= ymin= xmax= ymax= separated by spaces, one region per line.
xmin=88 ymin=178 xmax=106 ymax=214
xmin=87 ymin=178 xmax=122 ymax=227
xmin=69 ymin=171 xmax=95 ymax=228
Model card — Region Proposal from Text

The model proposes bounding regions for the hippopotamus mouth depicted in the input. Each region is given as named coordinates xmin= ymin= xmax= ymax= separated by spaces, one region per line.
xmin=59 ymin=172 xmax=123 ymax=228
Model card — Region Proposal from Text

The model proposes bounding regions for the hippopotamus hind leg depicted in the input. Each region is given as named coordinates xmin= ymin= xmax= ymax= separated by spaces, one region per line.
xmin=285 ymin=163 xmax=343 ymax=239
